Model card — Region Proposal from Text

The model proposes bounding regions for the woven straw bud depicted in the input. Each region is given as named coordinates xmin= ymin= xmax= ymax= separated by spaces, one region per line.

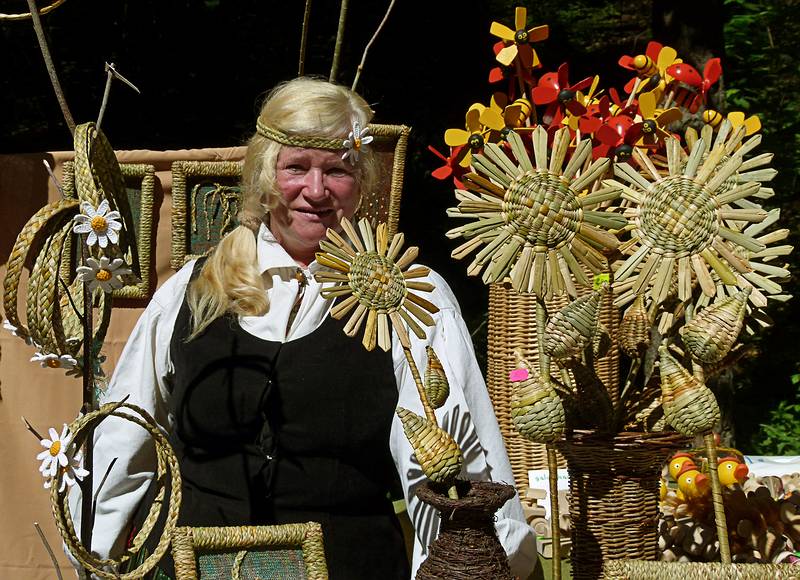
xmin=619 ymin=295 xmax=650 ymax=357
xmin=396 ymin=407 xmax=463 ymax=485
xmin=510 ymin=371 xmax=565 ymax=444
xmin=681 ymin=288 xmax=751 ymax=364
xmin=542 ymin=289 xmax=604 ymax=360
xmin=423 ymin=347 xmax=450 ymax=409
xmin=658 ymin=346 xmax=720 ymax=436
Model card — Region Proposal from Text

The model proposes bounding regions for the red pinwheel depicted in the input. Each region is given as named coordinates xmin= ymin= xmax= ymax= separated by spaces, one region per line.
xmin=532 ymin=62 xmax=594 ymax=127
xmin=666 ymin=58 xmax=722 ymax=113
xmin=428 ymin=145 xmax=467 ymax=188
xmin=593 ymin=115 xmax=637 ymax=161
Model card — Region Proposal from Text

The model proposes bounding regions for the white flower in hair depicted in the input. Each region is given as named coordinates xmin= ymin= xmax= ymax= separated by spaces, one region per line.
xmin=37 ymin=424 xmax=89 ymax=492
xmin=31 ymin=351 xmax=78 ymax=370
xmin=342 ymin=121 xmax=374 ymax=164
xmin=72 ymin=199 xmax=123 ymax=248
xmin=77 ymin=256 xmax=131 ymax=293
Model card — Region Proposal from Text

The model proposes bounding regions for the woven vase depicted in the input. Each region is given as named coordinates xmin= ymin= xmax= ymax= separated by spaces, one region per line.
xmin=555 ymin=430 xmax=688 ymax=580
xmin=415 ymin=480 xmax=515 ymax=580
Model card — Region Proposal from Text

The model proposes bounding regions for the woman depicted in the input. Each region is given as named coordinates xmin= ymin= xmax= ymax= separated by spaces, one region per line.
xmin=70 ymin=77 xmax=536 ymax=579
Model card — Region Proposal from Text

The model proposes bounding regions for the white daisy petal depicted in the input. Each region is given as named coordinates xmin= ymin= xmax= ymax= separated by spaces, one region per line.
xmin=86 ymin=231 xmax=98 ymax=246
xmin=80 ymin=201 xmax=96 ymax=216
xmin=97 ymin=199 xmax=110 ymax=216
xmin=105 ymin=210 xmax=121 ymax=221
xmin=48 ymin=427 xmax=58 ymax=441
xmin=72 ymin=222 xmax=92 ymax=234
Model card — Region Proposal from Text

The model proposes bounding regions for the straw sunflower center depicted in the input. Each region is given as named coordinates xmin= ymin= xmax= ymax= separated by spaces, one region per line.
xmin=638 ymin=175 xmax=718 ymax=257
xmin=348 ymin=252 xmax=406 ymax=311
xmin=90 ymin=215 xmax=108 ymax=232
xmin=49 ymin=440 xmax=62 ymax=456
xmin=502 ymin=171 xmax=582 ymax=250
xmin=95 ymin=269 xmax=113 ymax=282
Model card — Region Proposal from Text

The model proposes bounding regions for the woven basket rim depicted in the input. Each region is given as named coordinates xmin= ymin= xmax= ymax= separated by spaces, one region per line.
xmin=416 ymin=479 xmax=516 ymax=512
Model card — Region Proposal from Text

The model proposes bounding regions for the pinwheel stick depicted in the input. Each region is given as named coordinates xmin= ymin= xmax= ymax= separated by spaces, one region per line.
xmin=535 ymin=299 xmax=561 ymax=580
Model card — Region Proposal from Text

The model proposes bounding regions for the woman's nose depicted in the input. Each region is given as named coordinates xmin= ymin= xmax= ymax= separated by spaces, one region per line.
xmin=304 ymin=168 xmax=327 ymax=199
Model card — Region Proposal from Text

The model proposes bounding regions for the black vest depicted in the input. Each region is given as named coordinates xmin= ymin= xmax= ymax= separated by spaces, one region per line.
xmin=163 ymin=262 xmax=409 ymax=578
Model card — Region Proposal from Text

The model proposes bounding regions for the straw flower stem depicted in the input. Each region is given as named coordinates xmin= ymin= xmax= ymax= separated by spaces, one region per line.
xmin=547 ymin=445 xmax=562 ymax=580
xmin=535 ymin=298 xmax=550 ymax=381
xmin=704 ymin=432 xmax=732 ymax=563
xmin=402 ymin=347 xmax=436 ymax=425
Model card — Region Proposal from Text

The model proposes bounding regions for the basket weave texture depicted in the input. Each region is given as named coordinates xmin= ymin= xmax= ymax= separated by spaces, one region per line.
xmin=602 ymin=560 xmax=800 ymax=579
xmin=555 ymin=430 xmax=688 ymax=580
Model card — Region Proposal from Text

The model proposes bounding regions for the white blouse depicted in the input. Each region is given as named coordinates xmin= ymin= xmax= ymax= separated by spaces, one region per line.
xmin=68 ymin=224 xmax=537 ymax=578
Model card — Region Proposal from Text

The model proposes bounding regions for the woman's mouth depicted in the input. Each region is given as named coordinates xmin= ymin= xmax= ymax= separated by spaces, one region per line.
xmin=294 ymin=208 xmax=334 ymax=221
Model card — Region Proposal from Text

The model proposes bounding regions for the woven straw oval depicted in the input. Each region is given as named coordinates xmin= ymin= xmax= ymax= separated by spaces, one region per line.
xmin=619 ymin=294 xmax=650 ymax=357
xmin=396 ymin=407 xmax=463 ymax=486
xmin=510 ymin=371 xmax=565 ymax=444
xmin=543 ymin=289 xmax=604 ymax=360
xmin=2 ymin=199 xmax=78 ymax=338
xmin=423 ymin=347 xmax=450 ymax=409
xmin=681 ymin=289 xmax=751 ymax=364
xmin=51 ymin=402 xmax=182 ymax=579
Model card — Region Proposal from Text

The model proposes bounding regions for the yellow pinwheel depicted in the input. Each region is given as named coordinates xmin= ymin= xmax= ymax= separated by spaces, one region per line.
xmin=490 ymin=6 xmax=549 ymax=70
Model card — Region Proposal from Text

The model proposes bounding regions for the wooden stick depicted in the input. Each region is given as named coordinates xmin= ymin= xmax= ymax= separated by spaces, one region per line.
xmin=298 ymin=0 xmax=313 ymax=76
xmin=402 ymin=346 xmax=436 ymax=425
xmin=33 ymin=522 xmax=63 ymax=580
xmin=25 ymin=0 xmax=75 ymax=134
xmin=328 ymin=0 xmax=349 ymax=83
xmin=351 ymin=0 xmax=396 ymax=92
xmin=78 ymin=237 xmax=95 ymax=556
xmin=546 ymin=445 xmax=562 ymax=580
xmin=704 ymin=432 xmax=732 ymax=563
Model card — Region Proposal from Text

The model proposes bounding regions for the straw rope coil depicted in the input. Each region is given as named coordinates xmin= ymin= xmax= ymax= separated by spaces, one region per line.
xmin=171 ymin=523 xmax=327 ymax=580
xmin=51 ymin=402 xmax=181 ymax=579
xmin=602 ymin=560 xmax=800 ymax=579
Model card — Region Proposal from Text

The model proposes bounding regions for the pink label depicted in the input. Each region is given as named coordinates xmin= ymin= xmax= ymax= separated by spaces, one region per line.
xmin=509 ymin=368 xmax=529 ymax=382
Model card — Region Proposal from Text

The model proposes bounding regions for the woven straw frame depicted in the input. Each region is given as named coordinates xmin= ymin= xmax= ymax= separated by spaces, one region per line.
xmin=171 ymin=523 xmax=328 ymax=580
xmin=62 ymin=160 xmax=157 ymax=300
xmin=170 ymin=124 xmax=410 ymax=270
xmin=555 ymin=430 xmax=688 ymax=580
xmin=486 ymin=274 xmax=621 ymax=492
xmin=602 ymin=560 xmax=800 ymax=579
xmin=51 ymin=402 xmax=182 ymax=579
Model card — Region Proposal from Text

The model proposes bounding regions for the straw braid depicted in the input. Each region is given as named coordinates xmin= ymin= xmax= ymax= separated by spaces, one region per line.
xmin=51 ymin=402 xmax=181 ymax=579
xmin=27 ymin=221 xmax=71 ymax=353
xmin=2 ymin=199 xmax=78 ymax=336
xmin=255 ymin=119 xmax=345 ymax=150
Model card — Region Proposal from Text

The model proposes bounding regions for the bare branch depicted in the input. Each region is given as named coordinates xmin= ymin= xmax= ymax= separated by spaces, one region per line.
xmin=33 ymin=522 xmax=64 ymax=580
xmin=329 ymin=0 xmax=349 ymax=83
xmin=352 ymin=0 xmax=397 ymax=92
xmin=298 ymin=0 xmax=313 ymax=76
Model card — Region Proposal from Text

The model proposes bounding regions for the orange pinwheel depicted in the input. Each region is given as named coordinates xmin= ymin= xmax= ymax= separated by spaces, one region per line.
xmin=489 ymin=6 xmax=549 ymax=70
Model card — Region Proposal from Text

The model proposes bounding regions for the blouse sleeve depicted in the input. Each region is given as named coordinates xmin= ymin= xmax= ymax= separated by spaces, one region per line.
xmin=391 ymin=268 xmax=538 ymax=579
xmin=66 ymin=264 xmax=192 ymax=562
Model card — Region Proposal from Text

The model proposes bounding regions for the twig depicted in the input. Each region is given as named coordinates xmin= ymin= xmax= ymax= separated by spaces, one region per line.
xmin=351 ymin=0 xmax=396 ymax=92
xmin=0 ymin=0 xmax=68 ymax=22
xmin=90 ymin=457 xmax=118 ymax=526
xmin=298 ymin=0 xmax=313 ymax=76
xmin=33 ymin=522 xmax=64 ymax=580
xmin=96 ymin=62 xmax=141 ymax=130
xmin=24 ymin=0 xmax=75 ymax=134
xmin=22 ymin=416 xmax=45 ymax=441
xmin=329 ymin=0 xmax=349 ymax=83
xmin=42 ymin=160 xmax=64 ymax=197
xmin=58 ymin=277 xmax=86 ymax=326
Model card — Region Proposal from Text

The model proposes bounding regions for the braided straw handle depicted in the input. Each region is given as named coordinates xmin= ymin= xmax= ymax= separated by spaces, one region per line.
xmin=51 ymin=402 xmax=182 ymax=579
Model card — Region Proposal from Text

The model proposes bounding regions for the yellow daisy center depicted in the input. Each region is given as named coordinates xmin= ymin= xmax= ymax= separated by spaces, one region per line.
xmin=95 ymin=269 xmax=113 ymax=282
xmin=46 ymin=359 xmax=61 ymax=368
xmin=49 ymin=440 xmax=61 ymax=456
xmin=353 ymin=137 xmax=362 ymax=150
xmin=90 ymin=215 xmax=108 ymax=233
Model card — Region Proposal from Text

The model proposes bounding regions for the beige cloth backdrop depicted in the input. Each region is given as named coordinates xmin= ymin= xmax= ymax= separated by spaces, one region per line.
xmin=0 ymin=146 xmax=245 ymax=579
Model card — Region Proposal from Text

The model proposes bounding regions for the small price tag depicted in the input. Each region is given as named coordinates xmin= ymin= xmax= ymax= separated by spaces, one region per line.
xmin=509 ymin=368 xmax=529 ymax=382
xmin=593 ymin=273 xmax=610 ymax=290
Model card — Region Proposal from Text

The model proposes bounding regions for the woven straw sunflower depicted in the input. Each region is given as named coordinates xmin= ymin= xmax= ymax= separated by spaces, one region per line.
xmin=610 ymin=122 xmax=788 ymax=310
xmin=315 ymin=217 xmax=439 ymax=352
xmin=446 ymin=126 xmax=624 ymax=297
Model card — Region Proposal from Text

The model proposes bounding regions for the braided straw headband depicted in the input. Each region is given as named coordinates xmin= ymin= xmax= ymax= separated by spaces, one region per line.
xmin=255 ymin=119 xmax=346 ymax=150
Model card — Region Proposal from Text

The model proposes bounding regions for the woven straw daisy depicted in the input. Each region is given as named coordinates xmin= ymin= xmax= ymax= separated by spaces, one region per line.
xmin=315 ymin=217 xmax=439 ymax=352
xmin=446 ymin=125 xmax=624 ymax=297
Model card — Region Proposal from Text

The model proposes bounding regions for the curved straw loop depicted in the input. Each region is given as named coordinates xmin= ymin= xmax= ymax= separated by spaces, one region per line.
xmin=51 ymin=402 xmax=182 ymax=579
xmin=2 ymin=198 xmax=78 ymax=338
xmin=0 ymin=0 xmax=69 ymax=21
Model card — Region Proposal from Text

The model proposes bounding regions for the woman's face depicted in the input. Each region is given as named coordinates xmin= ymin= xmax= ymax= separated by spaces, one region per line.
xmin=270 ymin=146 xmax=359 ymax=265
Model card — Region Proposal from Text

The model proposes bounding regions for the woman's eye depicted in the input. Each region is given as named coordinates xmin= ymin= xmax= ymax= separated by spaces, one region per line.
xmin=285 ymin=165 xmax=305 ymax=173
xmin=327 ymin=168 xmax=351 ymax=177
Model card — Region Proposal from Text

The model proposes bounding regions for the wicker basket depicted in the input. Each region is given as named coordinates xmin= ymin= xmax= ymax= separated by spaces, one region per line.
xmin=554 ymin=430 xmax=688 ymax=580
xmin=486 ymin=279 xmax=621 ymax=492
xmin=602 ymin=560 xmax=800 ymax=579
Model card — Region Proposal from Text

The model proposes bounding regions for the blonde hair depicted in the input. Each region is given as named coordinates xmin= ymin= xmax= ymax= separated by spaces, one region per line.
xmin=186 ymin=77 xmax=378 ymax=339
